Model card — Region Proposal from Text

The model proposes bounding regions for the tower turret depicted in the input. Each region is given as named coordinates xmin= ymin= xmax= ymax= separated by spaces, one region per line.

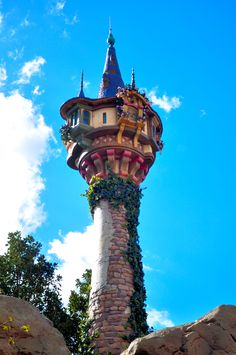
xmin=60 ymin=28 xmax=163 ymax=355
xmin=60 ymin=28 xmax=163 ymax=185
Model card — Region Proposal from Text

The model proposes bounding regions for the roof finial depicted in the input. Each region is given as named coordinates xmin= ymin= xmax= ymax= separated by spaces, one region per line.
xmin=131 ymin=67 xmax=136 ymax=89
xmin=78 ymin=70 xmax=85 ymax=98
xmin=107 ymin=18 xmax=115 ymax=47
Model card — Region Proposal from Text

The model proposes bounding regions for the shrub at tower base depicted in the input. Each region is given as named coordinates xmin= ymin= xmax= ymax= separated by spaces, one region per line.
xmin=85 ymin=173 xmax=149 ymax=342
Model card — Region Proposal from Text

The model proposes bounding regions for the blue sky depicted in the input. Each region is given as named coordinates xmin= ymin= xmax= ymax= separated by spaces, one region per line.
xmin=0 ymin=0 xmax=236 ymax=330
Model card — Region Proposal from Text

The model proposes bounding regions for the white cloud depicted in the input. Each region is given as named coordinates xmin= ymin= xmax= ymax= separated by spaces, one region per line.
xmin=17 ymin=56 xmax=46 ymax=84
xmin=48 ymin=221 xmax=100 ymax=304
xmin=76 ymin=80 xmax=90 ymax=96
xmin=65 ymin=14 xmax=78 ymax=25
xmin=21 ymin=16 xmax=30 ymax=28
xmin=143 ymin=262 xmax=160 ymax=272
xmin=148 ymin=88 xmax=181 ymax=113
xmin=200 ymin=109 xmax=207 ymax=117
xmin=49 ymin=1 xmax=79 ymax=29
xmin=8 ymin=47 xmax=24 ymax=61
xmin=84 ymin=80 xmax=90 ymax=89
xmin=62 ymin=29 xmax=70 ymax=39
xmin=9 ymin=28 xmax=17 ymax=37
xmin=0 ymin=11 xmax=3 ymax=30
xmin=49 ymin=1 xmax=66 ymax=15
xmin=33 ymin=85 xmax=44 ymax=96
xmin=0 ymin=91 xmax=53 ymax=252
xmin=147 ymin=308 xmax=174 ymax=328
xmin=143 ymin=264 xmax=153 ymax=272
xmin=0 ymin=65 xmax=7 ymax=86
xmin=56 ymin=1 xmax=66 ymax=11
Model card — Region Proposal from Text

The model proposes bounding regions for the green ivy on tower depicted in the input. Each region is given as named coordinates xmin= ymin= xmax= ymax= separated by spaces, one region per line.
xmin=85 ymin=173 xmax=149 ymax=341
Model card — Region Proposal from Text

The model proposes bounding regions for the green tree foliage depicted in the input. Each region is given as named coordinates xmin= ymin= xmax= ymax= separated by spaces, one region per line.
xmin=0 ymin=232 xmax=97 ymax=354
xmin=0 ymin=231 xmax=60 ymax=307
xmin=0 ymin=231 xmax=75 ymax=352
xmin=68 ymin=269 xmax=98 ymax=355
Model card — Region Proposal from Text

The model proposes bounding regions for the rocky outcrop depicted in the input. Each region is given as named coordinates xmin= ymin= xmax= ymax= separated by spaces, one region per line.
xmin=121 ymin=305 xmax=236 ymax=355
xmin=0 ymin=295 xmax=70 ymax=355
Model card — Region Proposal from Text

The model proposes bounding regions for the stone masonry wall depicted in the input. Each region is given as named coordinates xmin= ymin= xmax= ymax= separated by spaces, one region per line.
xmin=89 ymin=200 xmax=134 ymax=355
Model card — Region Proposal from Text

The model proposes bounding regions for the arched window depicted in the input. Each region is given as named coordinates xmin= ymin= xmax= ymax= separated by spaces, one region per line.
xmin=83 ymin=110 xmax=90 ymax=125
xmin=103 ymin=112 xmax=107 ymax=124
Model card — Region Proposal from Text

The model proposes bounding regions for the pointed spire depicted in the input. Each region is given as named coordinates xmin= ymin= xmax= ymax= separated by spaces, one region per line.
xmin=78 ymin=71 xmax=85 ymax=98
xmin=131 ymin=67 xmax=136 ymax=89
xmin=107 ymin=27 xmax=115 ymax=47
xmin=98 ymin=27 xmax=124 ymax=98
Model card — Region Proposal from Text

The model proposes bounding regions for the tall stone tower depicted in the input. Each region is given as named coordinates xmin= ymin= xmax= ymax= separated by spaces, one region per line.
xmin=60 ymin=28 xmax=163 ymax=355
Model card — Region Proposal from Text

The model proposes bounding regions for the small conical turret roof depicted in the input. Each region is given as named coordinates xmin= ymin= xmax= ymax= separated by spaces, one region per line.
xmin=78 ymin=71 xmax=85 ymax=98
xmin=131 ymin=67 xmax=136 ymax=89
xmin=98 ymin=28 xmax=124 ymax=98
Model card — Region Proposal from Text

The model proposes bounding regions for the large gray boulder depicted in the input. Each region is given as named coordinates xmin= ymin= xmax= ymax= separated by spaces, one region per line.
xmin=121 ymin=305 xmax=236 ymax=355
xmin=0 ymin=295 xmax=70 ymax=355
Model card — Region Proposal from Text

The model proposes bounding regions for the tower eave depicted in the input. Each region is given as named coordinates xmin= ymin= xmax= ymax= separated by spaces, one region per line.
xmin=60 ymin=96 xmax=117 ymax=119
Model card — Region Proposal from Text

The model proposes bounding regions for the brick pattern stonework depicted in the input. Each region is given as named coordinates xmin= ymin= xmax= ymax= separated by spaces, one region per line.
xmin=89 ymin=201 xmax=134 ymax=355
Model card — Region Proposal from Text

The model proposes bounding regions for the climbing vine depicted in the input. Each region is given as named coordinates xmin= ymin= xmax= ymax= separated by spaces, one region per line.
xmin=85 ymin=173 xmax=149 ymax=341
xmin=60 ymin=124 xmax=74 ymax=144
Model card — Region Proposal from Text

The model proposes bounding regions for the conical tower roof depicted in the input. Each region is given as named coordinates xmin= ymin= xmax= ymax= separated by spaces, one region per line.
xmin=98 ymin=28 xmax=124 ymax=98
xmin=78 ymin=71 xmax=85 ymax=98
